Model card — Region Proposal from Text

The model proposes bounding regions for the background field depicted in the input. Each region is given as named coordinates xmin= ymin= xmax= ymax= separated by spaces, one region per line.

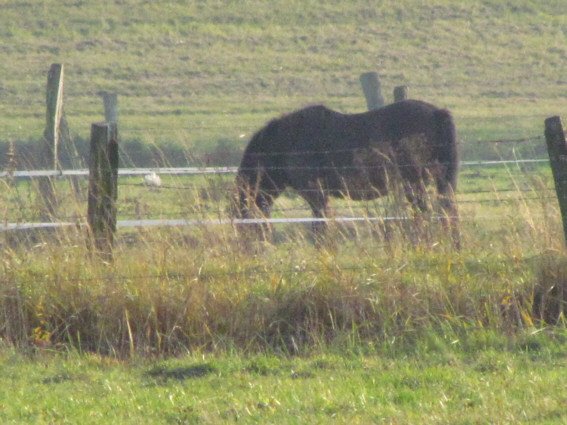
xmin=1 ymin=1 xmax=567 ymax=423
xmin=1 ymin=0 xmax=566 ymax=163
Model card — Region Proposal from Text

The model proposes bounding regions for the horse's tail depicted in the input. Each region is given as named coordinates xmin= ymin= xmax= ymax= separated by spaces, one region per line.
xmin=433 ymin=109 xmax=458 ymax=193
xmin=433 ymin=108 xmax=461 ymax=249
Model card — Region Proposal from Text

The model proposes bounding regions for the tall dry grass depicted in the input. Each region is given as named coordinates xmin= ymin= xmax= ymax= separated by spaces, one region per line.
xmin=0 ymin=164 xmax=565 ymax=357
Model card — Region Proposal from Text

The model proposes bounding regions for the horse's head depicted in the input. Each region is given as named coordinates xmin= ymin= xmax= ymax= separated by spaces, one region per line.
xmin=231 ymin=174 xmax=254 ymax=220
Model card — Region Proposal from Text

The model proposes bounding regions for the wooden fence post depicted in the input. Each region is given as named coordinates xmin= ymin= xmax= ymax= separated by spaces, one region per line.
xmin=359 ymin=72 xmax=384 ymax=110
xmin=544 ymin=116 xmax=567 ymax=245
xmin=99 ymin=91 xmax=118 ymax=123
xmin=87 ymin=122 xmax=119 ymax=260
xmin=38 ymin=63 xmax=64 ymax=219
xmin=61 ymin=112 xmax=85 ymax=199
xmin=393 ymin=85 xmax=408 ymax=102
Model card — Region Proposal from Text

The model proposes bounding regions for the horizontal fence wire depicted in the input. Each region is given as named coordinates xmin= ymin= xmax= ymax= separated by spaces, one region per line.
xmin=0 ymin=216 xmax=443 ymax=232
xmin=478 ymin=135 xmax=545 ymax=144
xmin=0 ymin=208 xmax=553 ymax=226
xmin=0 ymin=158 xmax=550 ymax=179
xmin=2 ymin=188 xmax=557 ymax=224
xmin=2 ymin=176 xmax=553 ymax=216
xmin=115 ymin=178 xmax=554 ymax=193
xmin=3 ymin=122 xmax=547 ymax=138
xmin=0 ymin=212 xmax=552 ymax=233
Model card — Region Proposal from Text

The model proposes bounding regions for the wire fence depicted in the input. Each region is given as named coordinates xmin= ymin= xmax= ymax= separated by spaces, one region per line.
xmin=0 ymin=157 xmax=550 ymax=180
xmin=0 ymin=146 xmax=557 ymax=232
xmin=0 ymin=121 xmax=551 ymax=140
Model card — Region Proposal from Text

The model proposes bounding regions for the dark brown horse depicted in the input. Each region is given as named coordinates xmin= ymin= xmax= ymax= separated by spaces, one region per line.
xmin=236 ymin=99 xmax=460 ymax=247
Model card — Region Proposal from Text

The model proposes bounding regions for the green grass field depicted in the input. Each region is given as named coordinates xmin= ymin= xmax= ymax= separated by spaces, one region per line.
xmin=1 ymin=335 xmax=566 ymax=424
xmin=1 ymin=1 xmax=567 ymax=423
xmin=1 ymin=0 xmax=566 ymax=160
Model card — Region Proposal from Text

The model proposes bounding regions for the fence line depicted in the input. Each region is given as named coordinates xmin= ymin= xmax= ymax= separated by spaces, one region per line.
xmin=0 ymin=154 xmax=553 ymax=231
xmin=3 ymin=190 xmax=556 ymax=224
xmin=0 ymin=158 xmax=549 ymax=180
xmin=0 ymin=165 xmax=555 ymax=231
xmin=0 ymin=211 xmax=551 ymax=233
xmin=0 ymin=129 xmax=546 ymax=142
xmin=0 ymin=216 xmax=411 ymax=232
xmin=481 ymin=135 xmax=544 ymax=144
xmin=116 ymin=183 xmax=554 ymax=197
xmin=119 ymin=181 xmax=554 ymax=193
xmin=0 ymin=201 xmax=555 ymax=225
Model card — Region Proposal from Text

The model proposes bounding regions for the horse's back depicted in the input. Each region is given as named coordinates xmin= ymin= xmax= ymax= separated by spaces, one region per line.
xmin=365 ymin=100 xmax=442 ymax=139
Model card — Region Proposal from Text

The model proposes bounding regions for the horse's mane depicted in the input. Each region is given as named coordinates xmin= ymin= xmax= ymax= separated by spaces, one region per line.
xmin=241 ymin=104 xmax=335 ymax=158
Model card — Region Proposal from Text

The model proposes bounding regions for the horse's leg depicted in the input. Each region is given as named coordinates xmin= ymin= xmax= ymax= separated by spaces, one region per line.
xmin=403 ymin=179 xmax=428 ymax=213
xmin=300 ymin=184 xmax=329 ymax=244
xmin=402 ymin=179 xmax=430 ymax=246
xmin=254 ymin=190 xmax=279 ymax=241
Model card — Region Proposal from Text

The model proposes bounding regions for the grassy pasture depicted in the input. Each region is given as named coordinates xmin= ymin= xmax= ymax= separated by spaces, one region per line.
xmin=1 ymin=337 xmax=566 ymax=424
xmin=1 ymin=0 xmax=567 ymax=422
xmin=1 ymin=0 xmax=566 ymax=159
xmin=1 ymin=161 xmax=564 ymax=354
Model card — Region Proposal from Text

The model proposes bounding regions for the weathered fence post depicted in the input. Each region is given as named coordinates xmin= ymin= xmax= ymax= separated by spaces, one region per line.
xmin=99 ymin=91 xmax=118 ymax=123
xmin=393 ymin=85 xmax=408 ymax=102
xmin=544 ymin=116 xmax=567 ymax=245
xmin=359 ymin=72 xmax=384 ymax=110
xmin=38 ymin=63 xmax=65 ymax=219
xmin=87 ymin=122 xmax=119 ymax=260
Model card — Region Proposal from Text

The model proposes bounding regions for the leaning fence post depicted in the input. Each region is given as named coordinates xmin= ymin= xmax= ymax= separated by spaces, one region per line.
xmin=359 ymin=72 xmax=384 ymax=110
xmin=87 ymin=122 xmax=119 ymax=260
xmin=393 ymin=85 xmax=408 ymax=102
xmin=544 ymin=116 xmax=567 ymax=245
xmin=38 ymin=63 xmax=65 ymax=219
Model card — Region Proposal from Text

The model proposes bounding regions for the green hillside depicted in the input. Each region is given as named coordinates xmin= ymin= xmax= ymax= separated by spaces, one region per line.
xmin=1 ymin=0 xmax=566 ymax=162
